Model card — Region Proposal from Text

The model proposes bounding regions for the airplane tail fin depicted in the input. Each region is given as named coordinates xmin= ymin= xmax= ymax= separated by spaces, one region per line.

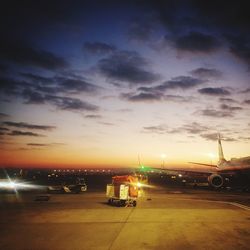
xmin=218 ymin=134 xmax=226 ymax=165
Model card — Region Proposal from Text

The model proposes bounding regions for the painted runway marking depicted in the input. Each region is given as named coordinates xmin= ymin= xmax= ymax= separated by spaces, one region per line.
xmin=159 ymin=197 xmax=250 ymax=211
xmin=229 ymin=202 xmax=250 ymax=211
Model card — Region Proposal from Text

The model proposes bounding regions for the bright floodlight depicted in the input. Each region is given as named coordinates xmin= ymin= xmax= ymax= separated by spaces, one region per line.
xmin=160 ymin=153 xmax=166 ymax=159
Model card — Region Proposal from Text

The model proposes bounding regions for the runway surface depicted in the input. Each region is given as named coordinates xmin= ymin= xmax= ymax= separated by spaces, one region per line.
xmin=1 ymin=186 xmax=250 ymax=250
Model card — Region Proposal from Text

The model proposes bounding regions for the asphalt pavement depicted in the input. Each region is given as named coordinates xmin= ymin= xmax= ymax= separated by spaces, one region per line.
xmin=0 ymin=186 xmax=250 ymax=250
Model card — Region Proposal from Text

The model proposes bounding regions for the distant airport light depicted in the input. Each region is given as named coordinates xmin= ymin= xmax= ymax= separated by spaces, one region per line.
xmin=208 ymin=153 xmax=216 ymax=158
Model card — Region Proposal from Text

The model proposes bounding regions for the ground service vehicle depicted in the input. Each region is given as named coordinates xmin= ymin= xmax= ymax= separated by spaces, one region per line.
xmin=48 ymin=176 xmax=87 ymax=193
xmin=106 ymin=175 xmax=139 ymax=207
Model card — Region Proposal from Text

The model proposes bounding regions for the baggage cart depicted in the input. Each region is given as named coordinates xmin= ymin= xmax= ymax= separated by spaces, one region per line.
xmin=106 ymin=175 xmax=139 ymax=207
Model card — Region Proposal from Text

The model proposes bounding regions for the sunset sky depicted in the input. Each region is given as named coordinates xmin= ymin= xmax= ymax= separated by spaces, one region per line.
xmin=0 ymin=1 xmax=250 ymax=168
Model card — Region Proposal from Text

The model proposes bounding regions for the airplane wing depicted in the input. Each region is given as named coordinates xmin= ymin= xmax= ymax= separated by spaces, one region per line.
xmin=188 ymin=162 xmax=218 ymax=168
xmin=139 ymin=165 xmax=214 ymax=176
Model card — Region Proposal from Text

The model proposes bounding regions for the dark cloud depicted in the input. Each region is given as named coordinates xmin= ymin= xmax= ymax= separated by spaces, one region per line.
xmin=22 ymin=89 xmax=46 ymax=104
xmin=139 ymin=76 xmax=205 ymax=95
xmin=22 ymin=89 xmax=99 ymax=112
xmin=99 ymin=122 xmax=115 ymax=126
xmin=199 ymin=109 xmax=232 ymax=118
xmin=27 ymin=143 xmax=51 ymax=147
xmin=163 ymin=95 xmax=193 ymax=103
xmin=45 ymin=95 xmax=99 ymax=112
xmin=180 ymin=122 xmax=209 ymax=134
xmin=161 ymin=76 xmax=206 ymax=90
xmin=219 ymin=98 xmax=238 ymax=103
xmin=198 ymin=87 xmax=231 ymax=96
xmin=200 ymin=133 xmax=218 ymax=141
xmin=58 ymin=77 xmax=99 ymax=94
xmin=200 ymin=133 xmax=236 ymax=142
xmin=190 ymin=68 xmax=222 ymax=79
xmin=19 ymin=73 xmax=100 ymax=95
xmin=121 ymin=91 xmax=192 ymax=103
xmin=85 ymin=115 xmax=102 ymax=119
xmin=226 ymin=34 xmax=250 ymax=66
xmin=143 ymin=122 xmax=210 ymax=135
xmin=20 ymin=73 xmax=53 ymax=85
xmin=0 ymin=113 xmax=10 ymax=118
xmin=0 ymin=127 xmax=9 ymax=131
xmin=170 ymin=31 xmax=220 ymax=53
xmin=8 ymin=130 xmax=44 ymax=137
xmin=143 ymin=125 xmax=169 ymax=134
xmin=97 ymin=50 xmax=160 ymax=85
xmin=26 ymin=143 xmax=64 ymax=147
xmin=0 ymin=39 xmax=69 ymax=70
xmin=83 ymin=42 xmax=116 ymax=54
xmin=121 ymin=92 xmax=162 ymax=102
xmin=220 ymin=104 xmax=242 ymax=111
xmin=243 ymin=100 xmax=250 ymax=105
xmin=242 ymin=88 xmax=250 ymax=93
xmin=2 ymin=121 xmax=56 ymax=130
xmin=0 ymin=76 xmax=31 ymax=96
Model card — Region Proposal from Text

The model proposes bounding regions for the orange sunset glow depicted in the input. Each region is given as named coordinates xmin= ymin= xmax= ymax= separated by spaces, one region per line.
xmin=1 ymin=1 xmax=250 ymax=169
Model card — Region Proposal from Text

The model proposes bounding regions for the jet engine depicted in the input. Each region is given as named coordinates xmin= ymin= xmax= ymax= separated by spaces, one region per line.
xmin=208 ymin=174 xmax=223 ymax=188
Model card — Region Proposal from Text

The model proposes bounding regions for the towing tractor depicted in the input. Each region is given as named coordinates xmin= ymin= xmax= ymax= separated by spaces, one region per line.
xmin=106 ymin=175 xmax=139 ymax=207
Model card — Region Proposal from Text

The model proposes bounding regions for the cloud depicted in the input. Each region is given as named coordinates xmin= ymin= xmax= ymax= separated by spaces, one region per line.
xmin=243 ymin=99 xmax=250 ymax=105
xmin=161 ymin=76 xmax=206 ymax=90
xmin=99 ymin=122 xmax=115 ymax=126
xmin=22 ymin=89 xmax=46 ymax=104
xmin=121 ymin=92 xmax=162 ymax=102
xmin=226 ymin=34 xmax=250 ymax=66
xmin=97 ymin=50 xmax=160 ymax=85
xmin=121 ymin=91 xmax=193 ymax=103
xmin=143 ymin=122 xmax=210 ymax=135
xmin=163 ymin=95 xmax=193 ymax=102
xmin=85 ymin=114 xmax=102 ymax=119
xmin=20 ymin=73 xmax=100 ymax=95
xmin=0 ymin=127 xmax=9 ymax=131
xmin=143 ymin=125 xmax=169 ymax=134
xmin=200 ymin=133 xmax=236 ymax=142
xmin=0 ymin=113 xmax=10 ymax=119
xmin=58 ymin=77 xmax=99 ymax=94
xmin=8 ymin=130 xmax=44 ymax=137
xmin=26 ymin=143 xmax=65 ymax=147
xmin=180 ymin=122 xmax=209 ymax=134
xmin=27 ymin=143 xmax=51 ymax=147
xmin=45 ymin=95 xmax=99 ymax=112
xmin=83 ymin=42 xmax=116 ymax=54
xmin=137 ymin=76 xmax=206 ymax=96
xmin=220 ymin=104 xmax=242 ymax=111
xmin=170 ymin=31 xmax=220 ymax=53
xmin=198 ymin=87 xmax=231 ymax=96
xmin=0 ymin=39 xmax=69 ymax=70
xmin=0 ymin=76 xmax=31 ymax=96
xmin=2 ymin=121 xmax=56 ymax=130
xmin=21 ymin=89 xmax=99 ymax=112
xmin=219 ymin=98 xmax=238 ymax=103
xmin=190 ymin=68 xmax=222 ymax=79
xmin=199 ymin=109 xmax=233 ymax=118
xmin=20 ymin=73 xmax=53 ymax=85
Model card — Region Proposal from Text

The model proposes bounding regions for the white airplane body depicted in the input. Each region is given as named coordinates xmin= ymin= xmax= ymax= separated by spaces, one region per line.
xmin=141 ymin=135 xmax=250 ymax=188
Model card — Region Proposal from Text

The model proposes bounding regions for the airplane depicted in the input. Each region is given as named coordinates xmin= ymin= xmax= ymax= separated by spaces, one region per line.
xmin=139 ymin=135 xmax=250 ymax=189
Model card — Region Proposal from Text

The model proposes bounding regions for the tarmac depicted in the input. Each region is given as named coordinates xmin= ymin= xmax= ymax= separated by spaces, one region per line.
xmin=0 ymin=186 xmax=250 ymax=250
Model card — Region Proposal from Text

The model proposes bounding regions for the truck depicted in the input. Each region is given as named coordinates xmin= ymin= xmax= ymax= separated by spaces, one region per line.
xmin=106 ymin=175 xmax=139 ymax=207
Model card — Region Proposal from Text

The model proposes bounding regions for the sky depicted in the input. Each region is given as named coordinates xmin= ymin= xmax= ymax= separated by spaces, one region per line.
xmin=0 ymin=0 xmax=250 ymax=168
